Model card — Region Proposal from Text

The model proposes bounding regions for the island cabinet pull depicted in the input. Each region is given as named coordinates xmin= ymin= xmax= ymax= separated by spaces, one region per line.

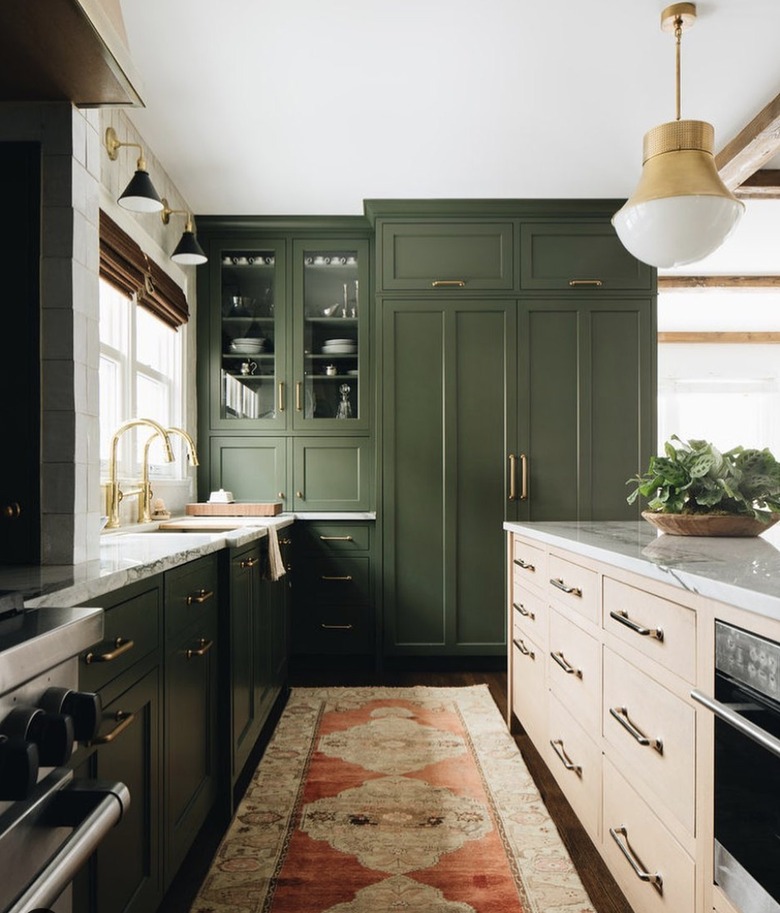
xmin=568 ymin=279 xmax=603 ymax=287
xmin=550 ymin=650 xmax=582 ymax=678
xmin=514 ymin=557 xmax=535 ymax=572
xmin=85 ymin=637 xmax=134 ymax=664
xmin=610 ymin=609 xmax=664 ymax=641
xmin=319 ymin=535 xmax=353 ymax=542
xmin=90 ymin=710 xmax=135 ymax=745
xmin=240 ymin=556 xmax=259 ymax=569
xmin=431 ymin=279 xmax=466 ymax=288
xmin=278 ymin=381 xmax=285 ymax=412
xmin=513 ymin=637 xmax=535 ymax=659
xmin=513 ymin=602 xmax=535 ymax=620
xmin=186 ymin=588 xmax=214 ymax=606
xmin=550 ymin=739 xmax=582 ymax=776
xmin=186 ymin=637 xmax=213 ymax=660
xmin=321 ymin=575 xmax=353 ymax=582
xmin=609 ymin=826 xmax=664 ymax=894
xmin=321 ymin=623 xmax=354 ymax=630
xmin=550 ymin=577 xmax=582 ymax=597
xmin=609 ymin=706 xmax=663 ymax=754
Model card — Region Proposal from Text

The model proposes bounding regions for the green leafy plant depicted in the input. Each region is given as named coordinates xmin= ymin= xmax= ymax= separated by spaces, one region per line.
xmin=627 ymin=435 xmax=780 ymax=521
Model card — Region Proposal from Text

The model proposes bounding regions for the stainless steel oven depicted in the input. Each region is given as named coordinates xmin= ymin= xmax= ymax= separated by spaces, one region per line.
xmin=0 ymin=590 xmax=129 ymax=913
xmin=692 ymin=621 xmax=780 ymax=913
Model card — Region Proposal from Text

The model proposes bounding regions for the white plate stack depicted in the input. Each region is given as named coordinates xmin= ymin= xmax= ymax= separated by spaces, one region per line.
xmin=230 ymin=337 xmax=266 ymax=355
xmin=322 ymin=337 xmax=356 ymax=355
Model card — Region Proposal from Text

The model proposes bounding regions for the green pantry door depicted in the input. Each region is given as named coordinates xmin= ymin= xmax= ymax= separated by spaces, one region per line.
xmin=382 ymin=299 xmax=517 ymax=655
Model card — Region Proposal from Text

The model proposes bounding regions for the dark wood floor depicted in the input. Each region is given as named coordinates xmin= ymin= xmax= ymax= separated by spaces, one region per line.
xmin=163 ymin=664 xmax=633 ymax=913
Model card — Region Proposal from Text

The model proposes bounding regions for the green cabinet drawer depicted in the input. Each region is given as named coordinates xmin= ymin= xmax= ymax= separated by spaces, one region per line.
xmin=164 ymin=553 xmax=219 ymax=637
xmin=298 ymin=556 xmax=371 ymax=603
xmin=298 ymin=522 xmax=371 ymax=551
xmin=380 ymin=221 xmax=514 ymax=291
xmin=81 ymin=583 xmax=161 ymax=693
xmin=520 ymin=222 xmax=654 ymax=291
xmin=294 ymin=602 xmax=373 ymax=654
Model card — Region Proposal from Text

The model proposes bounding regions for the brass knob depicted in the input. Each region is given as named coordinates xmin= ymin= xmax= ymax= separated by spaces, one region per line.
xmin=2 ymin=502 xmax=21 ymax=520
xmin=296 ymin=491 xmax=303 ymax=499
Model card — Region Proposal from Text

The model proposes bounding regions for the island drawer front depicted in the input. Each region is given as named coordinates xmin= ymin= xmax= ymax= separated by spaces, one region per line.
xmin=299 ymin=522 xmax=371 ymax=551
xmin=511 ymin=586 xmax=547 ymax=650
xmin=165 ymin=553 xmax=220 ymax=637
xmin=603 ymin=577 xmax=696 ymax=682
xmin=512 ymin=536 xmax=547 ymax=597
xmin=603 ymin=648 xmax=695 ymax=835
xmin=603 ymin=757 xmax=695 ymax=913
xmin=511 ymin=631 xmax=546 ymax=747
xmin=548 ymin=692 xmax=602 ymax=841
xmin=81 ymin=588 xmax=160 ymax=692
xmin=547 ymin=554 xmax=598 ymax=624
xmin=548 ymin=607 xmax=601 ymax=734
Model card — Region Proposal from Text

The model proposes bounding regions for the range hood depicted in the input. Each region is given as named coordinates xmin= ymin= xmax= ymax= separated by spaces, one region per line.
xmin=0 ymin=0 xmax=144 ymax=107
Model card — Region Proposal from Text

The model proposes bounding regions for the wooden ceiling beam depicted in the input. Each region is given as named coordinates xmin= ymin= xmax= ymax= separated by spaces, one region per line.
xmin=658 ymin=275 xmax=780 ymax=290
xmin=715 ymin=92 xmax=780 ymax=190
xmin=733 ymin=169 xmax=780 ymax=199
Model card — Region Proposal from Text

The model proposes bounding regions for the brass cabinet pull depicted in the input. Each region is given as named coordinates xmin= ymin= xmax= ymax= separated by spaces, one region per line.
xmin=508 ymin=453 xmax=518 ymax=501
xmin=609 ymin=706 xmax=663 ymax=754
xmin=609 ymin=826 xmax=663 ymax=893
xmin=296 ymin=490 xmax=304 ymax=499
xmin=514 ymin=557 xmax=535 ymax=572
xmin=2 ymin=502 xmax=21 ymax=520
xmin=513 ymin=602 xmax=535 ymax=620
xmin=321 ymin=623 xmax=354 ymax=630
xmin=186 ymin=588 xmax=214 ymax=606
xmin=240 ymin=557 xmax=259 ymax=568
xmin=550 ymin=650 xmax=582 ymax=678
xmin=321 ymin=575 xmax=353 ymax=581
xmin=568 ymin=279 xmax=603 ymax=287
xmin=186 ymin=637 xmax=214 ymax=659
xmin=85 ymin=637 xmax=134 ymax=664
xmin=550 ymin=577 xmax=582 ymax=597
xmin=513 ymin=637 xmax=535 ymax=659
xmin=90 ymin=710 xmax=135 ymax=745
xmin=278 ymin=381 xmax=285 ymax=412
xmin=519 ymin=452 xmax=528 ymax=500
xmin=550 ymin=739 xmax=582 ymax=776
xmin=295 ymin=381 xmax=303 ymax=412
xmin=431 ymin=279 xmax=466 ymax=288
xmin=610 ymin=609 xmax=664 ymax=642
xmin=320 ymin=535 xmax=354 ymax=542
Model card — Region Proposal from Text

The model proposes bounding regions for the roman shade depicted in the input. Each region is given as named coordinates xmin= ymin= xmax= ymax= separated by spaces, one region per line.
xmin=99 ymin=209 xmax=189 ymax=329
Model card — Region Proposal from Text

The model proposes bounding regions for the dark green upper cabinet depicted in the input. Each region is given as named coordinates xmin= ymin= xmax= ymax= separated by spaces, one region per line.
xmin=520 ymin=222 xmax=654 ymax=291
xmin=379 ymin=221 xmax=514 ymax=291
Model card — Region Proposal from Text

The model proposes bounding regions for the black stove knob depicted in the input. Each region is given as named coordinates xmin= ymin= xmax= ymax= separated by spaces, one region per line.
xmin=40 ymin=687 xmax=102 ymax=742
xmin=0 ymin=734 xmax=39 ymax=800
xmin=0 ymin=707 xmax=75 ymax=767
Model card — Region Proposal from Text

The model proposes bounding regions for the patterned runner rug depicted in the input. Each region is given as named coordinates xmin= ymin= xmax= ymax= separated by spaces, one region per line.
xmin=191 ymin=686 xmax=595 ymax=913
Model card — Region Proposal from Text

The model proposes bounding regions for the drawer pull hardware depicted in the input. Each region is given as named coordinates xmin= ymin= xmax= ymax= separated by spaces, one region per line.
xmin=186 ymin=637 xmax=213 ymax=659
xmin=321 ymin=575 xmax=353 ymax=581
xmin=609 ymin=826 xmax=663 ymax=893
xmin=91 ymin=710 xmax=135 ymax=745
xmin=278 ymin=381 xmax=285 ymax=412
xmin=513 ymin=602 xmax=535 ymax=620
xmin=609 ymin=706 xmax=663 ymax=754
xmin=319 ymin=535 xmax=354 ymax=542
xmin=691 ymin=690 xmax=780 ymax=760
xmin=550 ymin=577 xmax=582 ymax=597
xmin=240 ymin=557 xmax=259 ymax=568
xmin=513 ymin=637 xmax=535 ymax=659
xmin=508 ymin=453 xmax=518 ymax=501
xmin=519 ymin=452 xmax=528 ymax=500
xmin=550 ymin=739 xmax=582 ymax=776
xmin=186 ymin=588 xmax=214 ymax=606
xmin=321 ymin=623 xmax=354 ymax=630
xmin=431 ymin=279 xmax=466 ymax=288
xmin=569 ymin=279 xmax=603 ymax=287
xmin=610 ymin=609 xmax=664 ymax=641
xmin=85 ymin=637 xmax=134 ymax=664
xmin=550 ymin=650 xmax=582 ymax=678
xmin=514 ymin=558 xmax=535 ymax=572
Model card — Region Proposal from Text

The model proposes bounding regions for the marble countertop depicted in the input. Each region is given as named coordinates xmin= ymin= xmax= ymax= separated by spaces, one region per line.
xmin=504 ymin=519 xmax=780 ymax=623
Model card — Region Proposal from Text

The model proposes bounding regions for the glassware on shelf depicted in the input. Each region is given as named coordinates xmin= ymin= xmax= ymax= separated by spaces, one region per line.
xmin=336 ymin=383 xmax=353 ymax=419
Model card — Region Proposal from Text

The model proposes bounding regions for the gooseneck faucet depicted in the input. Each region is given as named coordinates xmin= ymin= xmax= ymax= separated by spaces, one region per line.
xmin=105 ymin=418 xmax=174 ymax=529
xmin=139 ymin=426 xmax=200 ymax=523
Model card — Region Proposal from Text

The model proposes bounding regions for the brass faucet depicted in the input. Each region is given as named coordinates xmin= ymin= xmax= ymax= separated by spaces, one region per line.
xmin=105 ymin=419 xmax=174 ymax=529
xmin=138 ymin=426 xmax=200 ymax=524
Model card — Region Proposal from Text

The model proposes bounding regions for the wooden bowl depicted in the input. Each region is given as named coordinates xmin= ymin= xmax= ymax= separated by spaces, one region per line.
xmin=641 ymin=510 xmax=780 ymax=538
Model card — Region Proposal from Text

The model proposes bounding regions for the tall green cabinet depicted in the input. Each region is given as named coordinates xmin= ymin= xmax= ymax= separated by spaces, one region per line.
xmin=367 ymin=201 xmax=656 ymax=657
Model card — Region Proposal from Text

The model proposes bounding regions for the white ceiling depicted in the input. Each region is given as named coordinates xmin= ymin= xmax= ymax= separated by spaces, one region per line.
xmin=119 ymin=0 xmax=780 ymax=218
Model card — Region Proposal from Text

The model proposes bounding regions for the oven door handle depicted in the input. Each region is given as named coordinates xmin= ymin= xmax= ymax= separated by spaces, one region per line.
xmin=691 ymin=689 xmax=780 ymax=760
xmin=7 ymin=781 xmax=130 ymax=913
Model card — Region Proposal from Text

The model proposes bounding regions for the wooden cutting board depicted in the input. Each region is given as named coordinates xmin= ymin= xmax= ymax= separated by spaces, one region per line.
xmin=186 ymin=502 xmax=283 ymax=517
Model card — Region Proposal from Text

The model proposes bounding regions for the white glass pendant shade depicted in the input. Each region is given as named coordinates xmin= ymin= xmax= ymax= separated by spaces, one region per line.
xmin=613 ymin=120 xmax=744 ymax=268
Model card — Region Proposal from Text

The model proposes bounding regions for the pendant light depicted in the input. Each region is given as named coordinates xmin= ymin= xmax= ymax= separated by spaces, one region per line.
xmin=104 ymin=128 xmax=164 ymax=213
xmin=161 ymin=199 xmax=207 ymax=266
xmin=612 ymin=3 xmax=744 ymax=268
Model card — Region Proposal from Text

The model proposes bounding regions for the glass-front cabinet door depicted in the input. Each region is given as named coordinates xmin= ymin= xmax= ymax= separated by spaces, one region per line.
xmin=293 ymin=239 xmax=369 ymax=430
xmin=210 ymin=240 xmax=286 ymax=428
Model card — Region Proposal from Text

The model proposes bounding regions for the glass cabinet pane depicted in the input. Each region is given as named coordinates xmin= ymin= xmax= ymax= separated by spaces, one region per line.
xmin=301 ymin=248 xmax=361 ymax=423
xmin=219 ymin=249 xmax=279 ymax=421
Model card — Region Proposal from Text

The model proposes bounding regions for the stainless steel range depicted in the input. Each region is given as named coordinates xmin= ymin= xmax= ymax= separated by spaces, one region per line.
xmin=0 ymin=590 xmax=129 ymax=913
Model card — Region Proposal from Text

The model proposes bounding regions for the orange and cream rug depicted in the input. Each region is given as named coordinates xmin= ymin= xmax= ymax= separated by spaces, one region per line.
xmin=191 ymin=686 xmax=595 ymax=913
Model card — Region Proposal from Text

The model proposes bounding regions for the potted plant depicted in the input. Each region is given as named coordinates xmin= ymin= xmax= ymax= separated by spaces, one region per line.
xmin=627 ymin=435 xmax=780 ymax=536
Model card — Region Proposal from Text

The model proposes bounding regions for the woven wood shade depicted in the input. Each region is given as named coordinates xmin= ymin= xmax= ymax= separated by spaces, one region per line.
xmin=99 ymin=210 xmax=189 ymax=329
